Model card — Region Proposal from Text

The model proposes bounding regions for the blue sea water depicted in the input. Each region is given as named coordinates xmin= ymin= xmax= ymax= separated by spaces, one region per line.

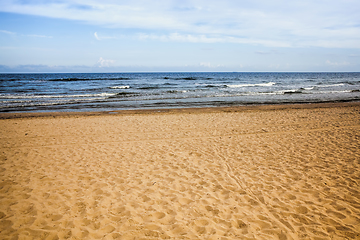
xmin=0 ymin=72 xmax=359 ymax=112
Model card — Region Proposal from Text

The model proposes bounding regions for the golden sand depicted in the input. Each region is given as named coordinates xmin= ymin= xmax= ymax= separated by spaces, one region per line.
xmin=0 ymin=103 xmax=360 ymax=239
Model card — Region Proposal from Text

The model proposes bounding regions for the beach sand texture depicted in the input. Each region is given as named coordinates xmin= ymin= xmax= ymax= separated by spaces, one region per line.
xmin=0 ymin=103 xmax=360 ymax=239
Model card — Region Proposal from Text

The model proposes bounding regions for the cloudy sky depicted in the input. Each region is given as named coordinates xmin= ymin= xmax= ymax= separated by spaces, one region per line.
xmin=0 ymin=0 xmax=360 ymax=72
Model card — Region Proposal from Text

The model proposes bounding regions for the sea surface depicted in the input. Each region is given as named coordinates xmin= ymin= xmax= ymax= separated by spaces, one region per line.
xmin=1 ymin=72 xmax=359 ymax=112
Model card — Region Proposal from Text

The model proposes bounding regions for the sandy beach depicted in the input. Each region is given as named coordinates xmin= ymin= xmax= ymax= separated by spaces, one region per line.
xmin=0 ymin=102 xmax=359 ymax=239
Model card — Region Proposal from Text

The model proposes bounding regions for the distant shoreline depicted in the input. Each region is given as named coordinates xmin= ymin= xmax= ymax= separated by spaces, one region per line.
xmin=1 ymin=101 xmax=359 ymax=119
xmin=1 ymin=71 xmax=360 ymax=74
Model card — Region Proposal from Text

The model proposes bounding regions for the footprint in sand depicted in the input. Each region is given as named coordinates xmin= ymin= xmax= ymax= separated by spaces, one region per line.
xmin=179 ymin=198 xmax=193 ymax=205
xmin=295 ymin=206 xmax=308 ymax=214
xmin=46 ymin=213 xmax=63 ymax=222
xmin=194 ymin=219 xmax=209 ymax=226
xmin=153 ymin=212 xmax=166 ymax=219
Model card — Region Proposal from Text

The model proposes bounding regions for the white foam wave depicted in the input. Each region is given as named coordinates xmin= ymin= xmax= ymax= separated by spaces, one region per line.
xmin=0 ymin=96 xmax=110 ymax=109
xmin=317 ymin=90 xmax=352 ymax=94
xmin=317 ymin=83 xmax=344 ymax=88
xmin=302 ymin=87 xmax=314 ymax=90
xmin=241 ymin=92 xmax=278 ymax=96
xmin=0 ymin=93 xmax=116 ymax=99
xmin=227 ymin=82 xmax=276 ymax=88
xmin=110 ymin=85 xmax=130 ymax=89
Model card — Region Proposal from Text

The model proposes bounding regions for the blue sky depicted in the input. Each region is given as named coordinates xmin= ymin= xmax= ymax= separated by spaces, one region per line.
xmin=0 ymin=0 xmax=360 ymax=72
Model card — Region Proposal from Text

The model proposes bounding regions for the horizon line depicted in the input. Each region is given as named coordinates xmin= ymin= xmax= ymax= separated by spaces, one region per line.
xmin=1 ymin=71 xmax=360 ymax=74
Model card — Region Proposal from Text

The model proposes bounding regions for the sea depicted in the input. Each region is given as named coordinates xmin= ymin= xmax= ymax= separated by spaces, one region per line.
xmin=1 ymin=72 xmax=359 ymax=113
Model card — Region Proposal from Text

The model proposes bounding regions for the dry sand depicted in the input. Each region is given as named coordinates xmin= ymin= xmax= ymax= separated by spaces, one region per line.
xmin=0 ymin=103 xmax=360 ymax=240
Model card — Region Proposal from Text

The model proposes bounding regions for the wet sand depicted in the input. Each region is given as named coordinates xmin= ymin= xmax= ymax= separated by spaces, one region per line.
xmin=0 ymin=103 xmax=360 ymax=239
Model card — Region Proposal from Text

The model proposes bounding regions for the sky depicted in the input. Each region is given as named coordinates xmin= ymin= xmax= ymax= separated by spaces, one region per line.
xmin=0 ymin=0 xmax=360 ymax=72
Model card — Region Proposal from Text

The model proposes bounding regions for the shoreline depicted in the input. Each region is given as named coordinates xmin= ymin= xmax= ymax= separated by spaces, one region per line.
xmin=1 ymin=101 xmax=359 ymax=119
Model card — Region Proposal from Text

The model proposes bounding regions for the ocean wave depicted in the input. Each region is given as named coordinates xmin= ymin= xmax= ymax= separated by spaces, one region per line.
xmin=138 ymin=86 xmax=160 ymax=90
xmin=278 ymin=89 xmax=354 ymax=95
xmin=178 ymin=77 xmax=197 ymax=80
xmin=300 ymin=87 xmax=315 ymax=90
xmin=48 ymin=77 xmax=131 ymax=81
xmin=108 ymin=92 xmax=140 ymax=98
xmin=342 ymin=81 xmax=358 ymax=85
xmin=227 ymin=82 xmax=276 ymax=88
xmin=162 ymin=77 xmax=196 ymax=80
xmin=109 ymin=86 xmax=130 ymax=89
xmin=221 ymin=89 xmax=354 ymax=97
xmin=316 ymin=83 xmax=345 ymax=88
xmin=163 ymin=77 xmax=213 ymax=81
xmin=166 ymin=90 xmax=188 ymax=94
xmin=198 ymin=84 xmax=227 ymax=88
xmin=0 ymin=93 xmax=116 ymax=99
xmin=283 ymin=90 xmax=303 ymax=94
xmin=0 ymin=97 xmax=108 ymax=109
xmin=48 ymin=78 xmax=91 ymax=81
xmin=317 ymin=90 xmax=353 ymax=94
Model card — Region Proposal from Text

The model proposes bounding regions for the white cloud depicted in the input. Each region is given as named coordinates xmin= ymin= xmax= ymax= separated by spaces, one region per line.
xmin=1 ymin=0 xmax=360 ymax=48
xmin=0 ymin=30 xmax=16 ymax=35
xmin=97 ymin=57 xmax=115 ymax=67
xmin=27 ymin=34 xmax=53 ymax=38
xmin=199 ymin=62 xmax=225 ymax=68
xmin=199 ymin=62 xmax=212 ymax=68
xmin=1 ymin=30 xmax=53 ymax=38
xmin=138 ymin=33 xmax=224 ymax=43
xmin=255 ymin=51 xmax=271 ymax=55
xmin=326 ymin=60 xmax=350 ymax=66
xmin=138 ymin=33 xmax=292 ymax=47
xmin=94 ymin=32 xmax=100 ymax=40
xmin=94 ymin=31 xmax=116 ymax=40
